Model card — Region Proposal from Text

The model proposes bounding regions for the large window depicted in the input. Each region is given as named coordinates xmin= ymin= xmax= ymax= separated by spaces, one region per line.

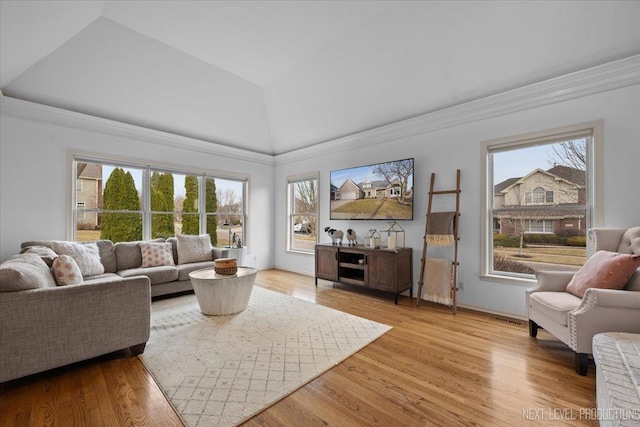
xmin=287 ymin=173 xmax=318 ymax=253
xmin=481 ymin=121 xmax=603 ymax=281
xmin=72 ymin=156 xmax=247 ymax=247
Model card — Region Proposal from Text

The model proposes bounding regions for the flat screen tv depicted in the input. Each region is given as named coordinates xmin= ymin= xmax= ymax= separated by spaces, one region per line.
xmin=330 ymin=158 xmax=414 ymax=220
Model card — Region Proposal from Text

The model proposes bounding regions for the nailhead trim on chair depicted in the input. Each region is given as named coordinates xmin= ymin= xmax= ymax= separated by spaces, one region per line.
xmin=568 ymin=290 xmax=598 ymax=352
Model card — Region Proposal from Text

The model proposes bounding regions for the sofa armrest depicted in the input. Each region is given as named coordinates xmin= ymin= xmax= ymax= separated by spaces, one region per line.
xmin=212 ymin=247 xmax=229 ymax=259
xmin=568 ymin=288 xmax=640 ymax=353
xmin=0 ymin=276 xmax=151 ymax=383
xmin=580 ymin=288 xmax=640 ymax=309
xmin=527 ymin=270 xmax=575 ymax=294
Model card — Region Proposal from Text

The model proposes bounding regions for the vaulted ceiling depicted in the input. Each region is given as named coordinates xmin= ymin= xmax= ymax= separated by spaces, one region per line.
xmin=2 ymin=1 xmax=639 ymax=155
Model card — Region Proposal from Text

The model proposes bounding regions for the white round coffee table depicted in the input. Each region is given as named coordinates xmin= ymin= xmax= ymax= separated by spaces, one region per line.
xmin=189 ymin=267 xmax=257 ymax=315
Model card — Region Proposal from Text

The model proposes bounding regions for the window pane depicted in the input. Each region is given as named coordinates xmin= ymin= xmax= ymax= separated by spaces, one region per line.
xmin=217 ymin=214 xmax=243 ymax=247
xmin=491 ymin=139 xmax=588 ymax=276
xmin=214 ymin=179 xmax=244 ymax=214
xmin=76 ymin=215 xmax=101 ymax=242
xmin=100 ymin=213 xmax=142 ymax=243
xmin=293 ymin=180 xmax=317 ymax=214
xmin=291 ymin=214 xmax=317 ymax=252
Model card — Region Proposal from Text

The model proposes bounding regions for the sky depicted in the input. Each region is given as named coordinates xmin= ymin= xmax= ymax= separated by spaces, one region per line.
xmin=330 ymin=159 xmax=414 ymax=189
xmin=491 ymin=139 xmax=585 ymax=184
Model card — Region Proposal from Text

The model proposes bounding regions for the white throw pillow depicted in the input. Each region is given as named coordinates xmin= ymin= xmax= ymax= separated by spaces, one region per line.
xmin=176 ymin=234 xmax=213 ymax=264
xmin=140 ymin=242 xmax=175 ymax=267
xmin=51 ymin=241 xmax=105 ymax=277
xmin=52 ymin=255 xmax=83 ymax=286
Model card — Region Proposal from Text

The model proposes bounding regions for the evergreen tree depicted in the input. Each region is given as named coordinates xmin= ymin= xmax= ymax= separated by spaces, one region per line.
xmin=205 ymin=178 xmax=218 ymax=246
xmin=150 ymin=172 xmax=174 ymax=238
xmin=101 ymin=168 xmax=142 ymax=242
xmin=182 ymin=175 xmax=199 ymax=235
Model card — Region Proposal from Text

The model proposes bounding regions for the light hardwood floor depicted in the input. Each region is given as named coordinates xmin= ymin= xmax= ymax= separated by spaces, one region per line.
xmin=0 ymin=269 xmax=597 ymax=426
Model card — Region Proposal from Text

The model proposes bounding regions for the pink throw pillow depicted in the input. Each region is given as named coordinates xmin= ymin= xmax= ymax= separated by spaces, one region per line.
xmin=566 ymin=250 xmax=640 ymax=298
xmin=140 ymin=242 xmax=175 ymax=267
xmin=52 ymin=255 xmax=83 ymax=286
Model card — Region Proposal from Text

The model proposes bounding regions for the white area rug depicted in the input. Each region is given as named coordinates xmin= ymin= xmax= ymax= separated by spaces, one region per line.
xmin=140 ymin=286 xmax=392 ymax=427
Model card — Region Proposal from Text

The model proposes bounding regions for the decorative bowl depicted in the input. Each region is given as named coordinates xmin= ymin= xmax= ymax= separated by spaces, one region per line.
xmin=215 ymin=258 xmax=238 ymax=275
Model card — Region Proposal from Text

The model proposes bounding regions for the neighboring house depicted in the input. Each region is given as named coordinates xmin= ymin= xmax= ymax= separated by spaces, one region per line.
xmin=493 ymin=165 xmax=586 ymax=235
xmin=76 ymin=163 xmax=103 ymax=229
xmin=334 ymin=179 xmax=363 ymax=200
xmin=335 ymin=179 xmax=405 ymax=200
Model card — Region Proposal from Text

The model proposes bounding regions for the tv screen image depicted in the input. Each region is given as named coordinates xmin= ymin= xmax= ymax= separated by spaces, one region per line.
xmin=330 ymin=158 xmax=414 ymax=220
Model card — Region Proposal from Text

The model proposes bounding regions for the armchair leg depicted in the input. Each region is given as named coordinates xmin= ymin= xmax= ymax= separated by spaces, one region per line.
xmin=528 ymin=320 xmax=538 ymax=338
xmin=575 ymin=352 xmax=589 ymax=376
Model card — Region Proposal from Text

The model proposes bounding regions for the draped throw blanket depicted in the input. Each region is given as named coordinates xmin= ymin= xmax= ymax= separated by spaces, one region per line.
xmin=426 ymin=211 xmax=455 ymax=246
xmin=422 ymin=258 xmax=453 ymax=305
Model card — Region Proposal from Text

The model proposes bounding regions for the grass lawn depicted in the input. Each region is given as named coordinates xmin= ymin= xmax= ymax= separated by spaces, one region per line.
xmin=332 ymin=199 xmax=412 ymax=219
xmin=76 ymin=230 xmax=101 ymax=242
xmin=494 ymin=246 xmax=586 ymax=266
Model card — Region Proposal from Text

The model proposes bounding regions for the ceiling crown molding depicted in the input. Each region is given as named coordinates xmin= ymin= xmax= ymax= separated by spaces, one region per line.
xmin=275 ymin=54 xmax=640 ymax=165
xmin=0 ymin=96 xmax=275 ymax=167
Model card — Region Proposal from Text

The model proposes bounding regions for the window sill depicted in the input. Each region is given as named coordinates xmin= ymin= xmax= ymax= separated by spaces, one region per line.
xmin=479 ymin=274 xmax=537 ymax=287
xmin=286 ymin=249 xmax=314 ymax=256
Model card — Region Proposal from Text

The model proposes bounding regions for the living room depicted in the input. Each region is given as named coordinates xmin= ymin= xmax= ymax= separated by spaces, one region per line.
xmin=1 ymin=1 xmax=639 ymax=426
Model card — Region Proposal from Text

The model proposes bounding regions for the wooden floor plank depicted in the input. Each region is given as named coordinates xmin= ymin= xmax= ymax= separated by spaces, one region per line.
xmin=0 ymin=269 xmax=598 ymax=426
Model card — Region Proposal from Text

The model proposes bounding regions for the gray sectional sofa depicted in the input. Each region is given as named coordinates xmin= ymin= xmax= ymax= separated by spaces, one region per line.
xmin=0 ymin=237 xmax=228 ymax=383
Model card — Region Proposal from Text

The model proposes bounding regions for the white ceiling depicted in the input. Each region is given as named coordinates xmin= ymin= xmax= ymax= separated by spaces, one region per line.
xmin=1 ymin=1 xmax=640 ymax=155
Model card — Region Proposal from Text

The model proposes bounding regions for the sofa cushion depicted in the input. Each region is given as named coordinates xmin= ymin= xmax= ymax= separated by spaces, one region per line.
xmin=52 ymin=255 xmax=83 ymax=286
xmin=0 ymin=253 xmax=57 ymax=291
xmin=176 ymin=234 xmax=213 ymax=264
xmin=20 ymin=245 xmax=58 ymax=267
xmin=617 ymin=226 xmax=640 ymax=256
xmin=52 ymin=241 xmax=105 ymax=277
xmin=529 ymin=292 xmax=582 ymax=326
xmin=140 ymin=242 xmax=175 ymax=267
xmin=83 ymin=272 xmax=125 ymax=285
xmin=115 ymin=239 xmax=164 ymax=271
xmin=117 ymin=266 xmax=178 ymax=285
xmin=94 ymin=240 xmax=117 ymax=273
xmin=566 ymin=250 xmax=640 ymax=298
xmin=176 ymin=261 xmax=217 ymax=281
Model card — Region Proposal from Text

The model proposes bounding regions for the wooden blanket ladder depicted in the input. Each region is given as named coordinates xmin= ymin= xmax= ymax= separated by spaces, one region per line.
xmin=416 ymin=169 xmax=461 ymax=314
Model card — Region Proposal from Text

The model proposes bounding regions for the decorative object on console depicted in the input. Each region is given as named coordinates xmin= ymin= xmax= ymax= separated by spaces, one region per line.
xmin=364 ymin=229 xmax=381 ymax=249
xmin=214 ymin=258 xmax=238 ymax=275
xmin=324 ymin=227 xmax=344 ymax=245
xmin=384 ymin=221 xmax=405 ymax=249
xmin=346 ymin=229 xmax=357 ymax=246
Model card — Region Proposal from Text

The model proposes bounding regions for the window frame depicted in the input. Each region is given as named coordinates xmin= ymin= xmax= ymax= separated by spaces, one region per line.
xmin=286 ymin=172 xmax=319 ymax=254
xmin=69 ymin=152 xmax=249 ymax=247
xmin=480 ymin=121 xmax=604 ymax=285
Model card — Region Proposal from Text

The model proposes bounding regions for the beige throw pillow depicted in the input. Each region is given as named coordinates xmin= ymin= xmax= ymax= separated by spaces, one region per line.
xmin=0 ymin=253 xmax=57 ymax=291
xmin=52 ymin=255 xmax=83 ymax=286
xmin=566 ymin=250 xmax=640 ymax=298
xmin=176 ymin=234 xmax=213 ymax=264
xmin=51 ymin=241 xmax=105 ymax=277
xmin=140 ymin=242 xmax=175 ymax=267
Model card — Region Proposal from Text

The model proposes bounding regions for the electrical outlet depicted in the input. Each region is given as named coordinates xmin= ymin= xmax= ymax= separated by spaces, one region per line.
xmin=458 ymin=280 xmax=465 ymax=290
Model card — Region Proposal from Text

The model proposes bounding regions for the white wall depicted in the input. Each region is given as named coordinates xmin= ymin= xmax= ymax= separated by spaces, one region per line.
xmin=273 ymin=84 xmax=640 ymax=318
xmin=0 ymin=102 xmax=276 ymax=269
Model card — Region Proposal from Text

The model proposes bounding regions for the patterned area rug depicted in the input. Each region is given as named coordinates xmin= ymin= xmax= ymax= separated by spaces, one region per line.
xmin=140 ymin=286 xmax=392 ymax=427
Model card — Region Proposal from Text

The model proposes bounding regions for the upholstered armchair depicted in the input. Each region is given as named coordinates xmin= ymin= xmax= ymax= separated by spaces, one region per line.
xmin=525 ymin=227 xmax=640 ymax=375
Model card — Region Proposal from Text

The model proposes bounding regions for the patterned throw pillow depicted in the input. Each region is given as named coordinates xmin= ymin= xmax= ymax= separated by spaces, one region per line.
xmin=52 ymin=255 xmax=83 ymax=286
xmin=140 ymin=242 xmax=175 ymax=267
xmin=566 ymin=250 xmax=640 ymax=298
xmin=51 ymin=241 xmax=105 ymax=277
xmin=176 ymin=234 xmax=213 ymax=264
